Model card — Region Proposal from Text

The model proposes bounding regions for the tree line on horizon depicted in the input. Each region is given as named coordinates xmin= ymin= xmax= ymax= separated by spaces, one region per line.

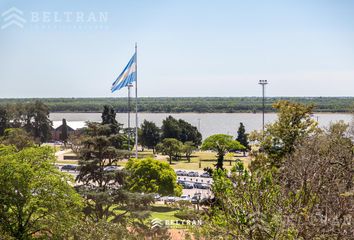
xmin=1 ymin=97 xmax=354 ymax=113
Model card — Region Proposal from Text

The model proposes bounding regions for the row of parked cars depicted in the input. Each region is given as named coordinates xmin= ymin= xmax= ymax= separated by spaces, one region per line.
xmin=178 ymin=180 xmax=210 ymax=189
xmin=175 ymin=170 xmax=211 ymax=178
xmin=60 ymin=165 xmax=119 ymax=172
xmin=159 ymin=193 xmax=211 ymax=205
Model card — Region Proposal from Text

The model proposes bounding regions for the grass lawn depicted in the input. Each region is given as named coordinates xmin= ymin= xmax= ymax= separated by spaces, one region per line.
xmin=109 ymin=204 xmax=181 ymax=221
xmin=149 ymin=205 xmax=181 ymax=221
xmin=128 ymin=150 xmax=253 ymax=171
xmin=55 ymin=148 xmax=253 ymax=170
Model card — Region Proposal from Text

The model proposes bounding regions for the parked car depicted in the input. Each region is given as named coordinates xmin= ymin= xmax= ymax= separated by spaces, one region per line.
xmin=180 ymin=195 xmax=191 ymax=201
xmin=61 ymin=164 xmax=78 ymax=171
xmin=200 ymin=183 xmax=210 ymax=189
xmin=176 ymin=170 xmax=188 ymax=176
xmin=191 ymin=195 xmax=200 ymax=204
xmin=165 ymin=196 xmax=176 ymax=203
xmin=193 ymin=182 xmax=203 ymax=189
xmin=176 ymin=170 xmax=184 ymax=176
xmin=154 ymin=194 xmax=161 ymax=200
xmin=188 ymin=171 xmax=199 ymax=177
xmin=200 ymin=172 xmax=211 ymax=178
xmin=104 ymin=166 xmax=118 ymax=171
xmin=177 ymin=180 xmax=186 ymax=186
xmin=183 ymin=182 xmax=194 ymax=189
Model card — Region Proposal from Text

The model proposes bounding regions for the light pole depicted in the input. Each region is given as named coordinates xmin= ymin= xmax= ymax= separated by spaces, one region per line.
xmin=258 ymin=80 xmax=268 ymax=136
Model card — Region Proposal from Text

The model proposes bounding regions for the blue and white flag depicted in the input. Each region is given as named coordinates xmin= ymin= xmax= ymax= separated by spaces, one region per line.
xmin=111 ymin=53 xmax=137 ymax=92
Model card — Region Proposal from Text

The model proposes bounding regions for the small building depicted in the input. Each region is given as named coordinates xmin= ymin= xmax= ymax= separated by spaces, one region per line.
xmin=51 ymin=124 xmax=75 ymax=141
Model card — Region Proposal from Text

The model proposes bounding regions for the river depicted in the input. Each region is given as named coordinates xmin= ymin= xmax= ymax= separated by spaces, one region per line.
xmin=50 ymin=112 xmax=353 ymax=139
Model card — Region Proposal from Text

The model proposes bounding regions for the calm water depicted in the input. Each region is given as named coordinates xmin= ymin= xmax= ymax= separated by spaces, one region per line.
xmin=51 ymin=112 xmax=353 ymax=139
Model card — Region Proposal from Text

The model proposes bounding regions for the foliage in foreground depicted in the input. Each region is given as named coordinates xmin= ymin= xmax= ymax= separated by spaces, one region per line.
xmin=0 ymin=146 xmax=83 ymax=239
xmin=197 ymin=101 xmax=354 ymax=239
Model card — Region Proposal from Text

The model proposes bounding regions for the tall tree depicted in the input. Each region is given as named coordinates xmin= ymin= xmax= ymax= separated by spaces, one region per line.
xmin=126 ymin=158 xmax=182 ymax=196
xmin=23 ymin=101 xmax=52 ymax=144
xmin=0 ymin=146 xmax=83 ymax=239
xmin=140 ymin=120 xmax=160 ymax=153
xmin=236 ymin=122 xmax=249 ymax=155
xmin=161 ymin=116 xmax=181 ymax=140
xmin=156 ymin=138 xmax=183 ymax=164
xmin=101 ymin=105 xmax=122 ymax=134
xmin=198 ymin=167 xmax=295 ymax=239
xmin=76 ymin=107 xmax=153 ymax=222
xmin=161 ymin=116 xmax=202 ymax=146
xmin=262 ymin=100 xmax=317 ymax=167
xmin=279 ymin=122 xmax=354 ymax=239
xmin=0 ymin=105 xmax=10 ymax=136
xmin=178 ymin=119 xmax=202 ymax=146
xmin=201 ymin=134 xmax=245 ymax=170
xmin=182 ymin=141 xmax=197 ymax=162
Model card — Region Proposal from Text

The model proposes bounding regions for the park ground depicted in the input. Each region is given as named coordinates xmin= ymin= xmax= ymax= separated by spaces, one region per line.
xmin=54 ymin=146 xmax=253 ymax=231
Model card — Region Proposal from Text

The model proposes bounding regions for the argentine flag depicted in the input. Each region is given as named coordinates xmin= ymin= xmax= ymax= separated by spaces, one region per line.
xmin=111 ymin=53 xmax=137 ymax=92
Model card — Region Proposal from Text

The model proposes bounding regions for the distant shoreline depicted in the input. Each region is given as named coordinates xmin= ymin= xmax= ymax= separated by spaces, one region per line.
xmin=1 ymin=97 xmax=353 ymax=113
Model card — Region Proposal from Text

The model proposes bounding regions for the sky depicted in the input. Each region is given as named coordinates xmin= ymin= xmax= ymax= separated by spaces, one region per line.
xmin=0 ymin=0 xmax=353 ymax=98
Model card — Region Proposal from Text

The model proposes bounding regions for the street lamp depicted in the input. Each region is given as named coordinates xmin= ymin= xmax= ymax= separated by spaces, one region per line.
xmin=258 ymin=80 xmax=268 ymax=136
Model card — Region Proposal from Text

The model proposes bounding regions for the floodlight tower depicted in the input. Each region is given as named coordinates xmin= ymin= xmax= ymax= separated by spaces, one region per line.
xmin=258 ymin=80 xmax=268 ymax=136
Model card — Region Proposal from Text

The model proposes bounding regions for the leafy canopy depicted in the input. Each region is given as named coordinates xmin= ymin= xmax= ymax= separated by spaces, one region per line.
xmin=262 ymin=100 xmax=318 ymax=166
xmin=156 ymin=138 xmax=183 ymax=164
xmin=126 ymin=158 xmax=182 ymax=196
xmin=202 ymin=134 xmax=245 ymax=169
xmin=140 ymin=120 xmax=160 ymax=151
xmin=0 ymin=146 xmax=83 ymax=239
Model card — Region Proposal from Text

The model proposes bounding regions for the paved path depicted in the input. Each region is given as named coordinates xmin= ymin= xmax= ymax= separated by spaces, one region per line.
xmin=55 ymin=149 xmax=72 ymax=161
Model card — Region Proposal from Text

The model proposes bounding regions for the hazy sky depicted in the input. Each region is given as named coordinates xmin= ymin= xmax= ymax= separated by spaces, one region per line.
xmin=0 ymin=0 xmax=353 ymax=98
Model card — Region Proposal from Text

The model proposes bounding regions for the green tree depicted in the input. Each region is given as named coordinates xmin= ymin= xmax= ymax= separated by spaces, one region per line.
xmin=0 ymin=105 xmax=10 ymax=136
xmin=156 ymin=138 xmax=183 ymax=164
xmin=182 ymin=141 xmax=197 ymax=162
xmin=126 ymin=158 xmax=182 ymax=196
xmin=161 ymin=116 xmax=181 ymax=140
xmin=262 ymin=100 xmax=318 ymax=167
xmin=60 ymin=118 xmax=69 ymax=147
xmin=1 ymin=128 xmax=34 ymax=150
xmin=236 ymin=122 xmax=249 ymax=155
xmin=161 ymin=116 xmax=202 ymax=146
xmin=198 ymin=167 xmax=296 ymax=239
xmin=140 ymin=120 xmax=160 ymax=153
xmin=77 ymin=107 xmax=153 ymax=222
xmin=0 ymin=146 xmax=83 ymax=239
xmin=201 ymin=134 xmax=245 ymax=170
xmin=178 ymin=119 xmax=202 ymax=146
xmin=101 ymin=105 xmax=122 ymax=134
xmin=23 ymin=101 xmax=52 ymax=144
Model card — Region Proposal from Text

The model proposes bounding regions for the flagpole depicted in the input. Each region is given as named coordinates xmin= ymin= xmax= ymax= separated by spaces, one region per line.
xmin=134 ymin=43 xmax=138 ymax=159
xmin=127 ymin=84 xmax=132 ymax=152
